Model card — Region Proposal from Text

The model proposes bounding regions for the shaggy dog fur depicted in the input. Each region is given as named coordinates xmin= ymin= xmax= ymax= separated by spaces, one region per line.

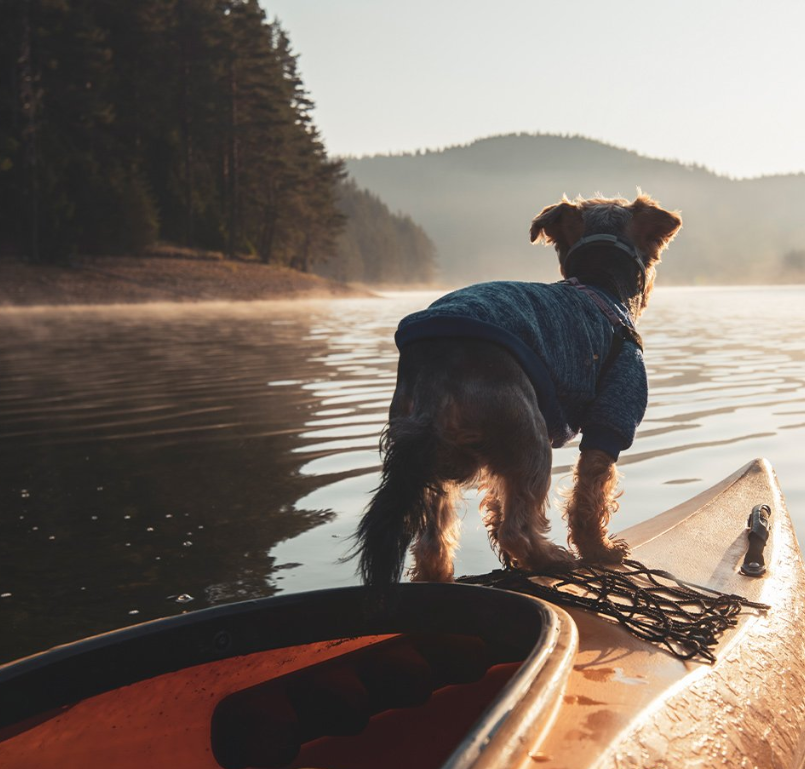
xmin=354 ymin=194 xmax=682 ymax=585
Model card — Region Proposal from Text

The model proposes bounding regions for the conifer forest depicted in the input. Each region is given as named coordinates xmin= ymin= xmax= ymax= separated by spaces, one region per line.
xmin=0 ymin=0 xmax=436 ymax=283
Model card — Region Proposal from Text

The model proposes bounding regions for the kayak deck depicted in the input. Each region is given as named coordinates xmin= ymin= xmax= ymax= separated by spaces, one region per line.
xmin=527 ymin=458 xmax=805 ymax=769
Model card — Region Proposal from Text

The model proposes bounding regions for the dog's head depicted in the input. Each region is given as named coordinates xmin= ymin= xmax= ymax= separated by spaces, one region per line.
xmin=529 ymin=194 xmax=682 ymax=315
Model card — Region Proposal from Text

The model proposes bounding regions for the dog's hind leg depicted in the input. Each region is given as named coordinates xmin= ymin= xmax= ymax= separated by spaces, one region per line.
xmin=488 ymin=410 xmax=575 ymax=573
xmin=479 ymin=474 xmax=503 ymax=545
xmin=494 ymin=473 xmax=575 ymax=573
xmin=410 ymin=483 xmax=461 ymax=582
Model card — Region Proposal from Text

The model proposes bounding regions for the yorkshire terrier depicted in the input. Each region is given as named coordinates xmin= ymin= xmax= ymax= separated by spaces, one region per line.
xmin=354 ymin=194 xmax=682 ymax=585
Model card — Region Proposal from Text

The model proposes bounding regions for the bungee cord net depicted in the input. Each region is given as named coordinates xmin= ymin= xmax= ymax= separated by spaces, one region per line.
xmin=458 ymin=558 xmax=769 ymax=664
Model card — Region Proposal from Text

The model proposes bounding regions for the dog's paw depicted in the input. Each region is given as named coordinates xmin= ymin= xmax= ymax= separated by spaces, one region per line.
xmin=610 ymin=536 xmax=631 ymax=558
xmin=539 ymin=549 xmax=582 ymax=575
xmin=408 ymin=565 xmax=455 ymax=583
xmin=504 ymin=544 xmax=579 ymax=575
xmin=578 ymin=536 xmax=630 ymax=565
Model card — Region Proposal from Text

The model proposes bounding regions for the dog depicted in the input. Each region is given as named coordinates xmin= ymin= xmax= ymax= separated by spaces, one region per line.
xmin=354 ymin=194 xmax=681 ymax=585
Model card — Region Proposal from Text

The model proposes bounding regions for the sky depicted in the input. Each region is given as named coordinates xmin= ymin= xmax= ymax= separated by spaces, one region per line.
xmin=263 ymin=0 xmax=805 ymax=179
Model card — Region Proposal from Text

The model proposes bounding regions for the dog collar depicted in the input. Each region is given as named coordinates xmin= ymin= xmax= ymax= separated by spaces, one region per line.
xmin=565 ymin=234 xmax=646 ymax=282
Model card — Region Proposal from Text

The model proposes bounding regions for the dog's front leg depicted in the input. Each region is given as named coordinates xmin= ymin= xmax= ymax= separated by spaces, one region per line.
xmin=565 ymin=449 xmax=630 ymax=564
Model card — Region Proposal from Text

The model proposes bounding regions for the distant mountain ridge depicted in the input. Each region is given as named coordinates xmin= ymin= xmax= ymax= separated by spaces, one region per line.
xmin=346 ymin=134 xmax=805 ymax=285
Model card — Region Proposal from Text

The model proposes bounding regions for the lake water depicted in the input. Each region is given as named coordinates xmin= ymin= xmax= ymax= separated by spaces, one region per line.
xmin=1 ymin=286 xmax=804 ymax=663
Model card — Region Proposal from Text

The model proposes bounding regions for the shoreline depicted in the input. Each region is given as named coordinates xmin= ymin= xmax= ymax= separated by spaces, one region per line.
xmin=4 ymin=254 xmax=796 ymax=310
xmin=0 ymin=253 xmax=376 ymax=307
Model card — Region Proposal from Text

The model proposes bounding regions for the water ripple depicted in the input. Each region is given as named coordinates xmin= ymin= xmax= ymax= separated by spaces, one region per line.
xmin=2 ymin=287 xmax=805 ymax=663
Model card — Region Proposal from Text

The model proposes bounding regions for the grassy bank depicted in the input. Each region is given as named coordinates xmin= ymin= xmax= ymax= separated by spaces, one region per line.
xmin=0 ymin=248 xmax=374 ymax=307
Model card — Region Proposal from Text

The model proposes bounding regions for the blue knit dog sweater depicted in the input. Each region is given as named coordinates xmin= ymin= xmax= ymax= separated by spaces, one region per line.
xmin=394 ymin=281 xmax=647 ymax=460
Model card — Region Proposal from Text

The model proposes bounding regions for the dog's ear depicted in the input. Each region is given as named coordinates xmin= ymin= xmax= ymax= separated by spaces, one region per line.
xmin=530 ymin=199 xmax=584 ymax=250
xmin=628 ymin=195 xmax=682 ymax=257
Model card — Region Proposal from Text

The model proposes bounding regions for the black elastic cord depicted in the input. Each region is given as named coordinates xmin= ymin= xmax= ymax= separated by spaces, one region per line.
xmin=459 ymin=559 xmax=768 ymax=664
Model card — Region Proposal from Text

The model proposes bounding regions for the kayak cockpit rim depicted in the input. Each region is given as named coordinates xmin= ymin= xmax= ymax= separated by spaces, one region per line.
xmin=0 ymin=582 xmax=577 ymax=768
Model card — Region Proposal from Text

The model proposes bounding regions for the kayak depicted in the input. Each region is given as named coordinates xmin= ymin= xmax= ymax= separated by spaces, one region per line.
xmin=0 ymin=458 xmax=803 ymax=769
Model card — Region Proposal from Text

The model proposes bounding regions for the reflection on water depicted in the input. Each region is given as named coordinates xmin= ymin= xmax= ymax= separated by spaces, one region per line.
xmin=1 ymin=287 xmax=804 ymax=662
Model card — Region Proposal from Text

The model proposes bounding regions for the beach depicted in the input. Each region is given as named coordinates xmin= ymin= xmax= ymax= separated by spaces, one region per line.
xmin=0 ymin=250 xmax=372 ymax=307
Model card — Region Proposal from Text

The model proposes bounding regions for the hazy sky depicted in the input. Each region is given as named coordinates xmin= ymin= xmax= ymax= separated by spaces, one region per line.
xmin=263 ymin=0 xmax=805 ymax=179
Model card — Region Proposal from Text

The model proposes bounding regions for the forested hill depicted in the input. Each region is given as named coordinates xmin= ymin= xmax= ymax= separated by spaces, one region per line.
xmin=322 ymin=179 xmax=436 ymax=284
xmin=0 ymin=1 xmax=435 ymax=285
xmin=347 ymin=134 xmax=805 ymax=285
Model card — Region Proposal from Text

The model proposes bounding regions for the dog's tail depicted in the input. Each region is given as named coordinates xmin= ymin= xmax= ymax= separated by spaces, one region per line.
xmin=353 ymin=415 xmax=442 ymax=586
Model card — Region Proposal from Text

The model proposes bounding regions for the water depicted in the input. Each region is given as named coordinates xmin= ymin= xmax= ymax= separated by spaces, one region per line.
xmin=1 ymin=287 xmax=804 ymax=663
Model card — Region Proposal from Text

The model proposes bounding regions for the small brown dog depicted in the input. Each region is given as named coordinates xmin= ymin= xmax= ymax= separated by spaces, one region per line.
xmin=354 ymin=194 xmax=681 ymax=585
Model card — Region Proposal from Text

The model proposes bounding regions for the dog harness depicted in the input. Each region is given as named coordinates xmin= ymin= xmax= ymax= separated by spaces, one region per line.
xmin=395 ymin=280 xmax=648 ymax=460
xmin=563 ymin=277 xmax=642 ymax=390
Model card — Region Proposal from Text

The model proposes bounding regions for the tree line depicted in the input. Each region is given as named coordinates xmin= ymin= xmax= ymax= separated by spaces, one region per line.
xmin=0 ymin=0 xmax=436 ymax=283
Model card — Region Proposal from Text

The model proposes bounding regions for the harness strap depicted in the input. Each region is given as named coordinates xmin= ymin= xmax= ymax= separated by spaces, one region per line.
xmin=564 ymin=278 xmax=643 ymax=388
xmin=598 ymin=331 xmax=623 ymax=386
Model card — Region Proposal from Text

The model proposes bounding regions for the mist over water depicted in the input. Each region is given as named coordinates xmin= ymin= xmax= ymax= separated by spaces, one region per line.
xmin=1 ymin=287 xmax=804 ymax=662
